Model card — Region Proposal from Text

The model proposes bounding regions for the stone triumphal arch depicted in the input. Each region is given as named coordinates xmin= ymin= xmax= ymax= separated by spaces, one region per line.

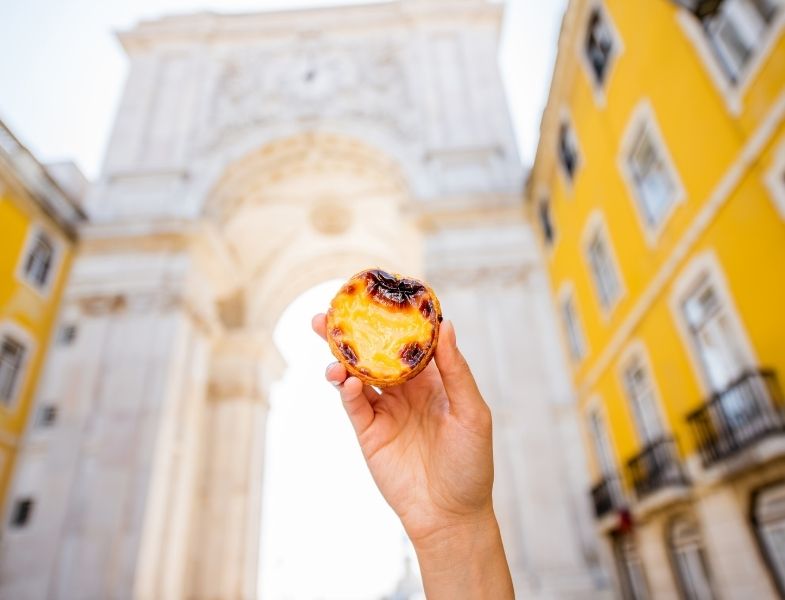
xmin=0 ymin=2 xmax=603 ymax=598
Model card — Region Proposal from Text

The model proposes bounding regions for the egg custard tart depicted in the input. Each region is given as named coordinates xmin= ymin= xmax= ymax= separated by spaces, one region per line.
xmin=326 ymin=269 xmax=443 ymax=387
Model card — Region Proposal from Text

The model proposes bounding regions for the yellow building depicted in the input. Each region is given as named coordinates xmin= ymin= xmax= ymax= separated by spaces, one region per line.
xmin=0 ymin=120 xmax=84 ymax=516
xmin=528 ymin=0 xmax=785 ymax=597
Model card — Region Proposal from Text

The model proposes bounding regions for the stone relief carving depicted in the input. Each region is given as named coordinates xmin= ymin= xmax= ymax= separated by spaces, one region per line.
xmin=206 ymin=38 xmax=420 ymax=146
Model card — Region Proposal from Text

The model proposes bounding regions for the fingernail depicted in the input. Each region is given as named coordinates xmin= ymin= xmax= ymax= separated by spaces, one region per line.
xmin=447 ymin=320 xmax=457 ymax=348
xmin=326 ymin=362 xmax=342 ymax=385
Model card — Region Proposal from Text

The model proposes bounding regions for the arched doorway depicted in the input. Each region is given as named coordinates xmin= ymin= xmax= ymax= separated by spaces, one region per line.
xmin=259 ymin=280 xmax=421 ymax=599
xmin=189 ymin=131 xmax=423 ymax=598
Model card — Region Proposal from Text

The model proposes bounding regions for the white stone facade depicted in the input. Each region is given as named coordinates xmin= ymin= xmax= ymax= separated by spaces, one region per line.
xmin=0 ymin=1 xmax=603 ymax=598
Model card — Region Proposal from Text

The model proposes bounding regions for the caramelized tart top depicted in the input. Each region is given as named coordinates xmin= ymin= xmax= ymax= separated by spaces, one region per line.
xmin=326 ymin=269 xmax=442 ymax=386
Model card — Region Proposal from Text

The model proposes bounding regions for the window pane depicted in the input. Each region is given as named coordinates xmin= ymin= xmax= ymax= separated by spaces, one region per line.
xmin=562 ymin=296 xmax=585 ymax=360
xmin=586 ymin=9 xmax=614 ymax=84
xmin=589 ymin=410 xmax=615 ymax=476
xmin=682 ymin=282 xmax=748 ymax=391
xmin=0 ymin=336 xmax=26 ymax=403
xmin=588 ymin=234 xmax=619 ymax=308
xmin=10 ymin=498 xmax=33 ymax=527
xmin=755 ymin=484 xmax=785 ymax=592
xmin=629 ymin=126 xmax=677 ymax=227
xmin=763 ymin=525 xmax=785 ymax=584
xmin=624 ymin=361 xmax=663 ymax=444
xmin=539 ymin=201 xmax=555 ymax=245
xmin=24 ymin=232 xmax=55 ymax=288
xmin=615 ymin=536 xmax=650 ymax=600
xmin=559 ymin=124 xmax=578 ymax=179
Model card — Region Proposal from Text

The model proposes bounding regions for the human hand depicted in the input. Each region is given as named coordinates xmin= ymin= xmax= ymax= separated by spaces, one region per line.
xmin=312 ymin=314 xmax=513 ymax=599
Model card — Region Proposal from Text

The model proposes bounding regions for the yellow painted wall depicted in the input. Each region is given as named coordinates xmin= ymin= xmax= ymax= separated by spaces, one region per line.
xmin=532 ymin=0 xmax=785 ymax=484
xmin=0 ymin=176 xmax=73 ymax=505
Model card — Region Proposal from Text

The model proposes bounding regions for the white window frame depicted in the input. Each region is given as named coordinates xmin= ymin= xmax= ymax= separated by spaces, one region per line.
xmin=15 ymin=225 xmax=63 ymax=298
xmin=668 ymin=514 xmax=715 ymax=600
xmin=669 ymin=250 xmax=758 ymax=396
xmin=557 ymin=111 xmax=582 ymax=190
xmin=579 ymin=0 xmax=624 ymax=106
xmin=586 ymin=397 xmax=618 ymax=479
xmin=676 ymin=2 xmax=785 ymax=115
xmin=614 ymin=532 xmax=651 ymax=600
xmin=0 ymin=321 xmax=35 ymax=413
xmin=619 ymin=101 xmax=686 ymax=245
xmin=582 ymin=211 xmax=625 ymax=318
xmin=765 ymin=138 xmax=785 ymax=220
xmin=617 ymin=341 xmax=670 ymax=447
xmin=754 ymin=482 xmax=785 ymax=595
xmin=558 ymin=282 xmax=588 ymax=362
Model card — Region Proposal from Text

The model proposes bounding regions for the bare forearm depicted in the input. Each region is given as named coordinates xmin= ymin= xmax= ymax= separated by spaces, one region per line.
xmin=412 ymin=509 xmax=514 ymax=600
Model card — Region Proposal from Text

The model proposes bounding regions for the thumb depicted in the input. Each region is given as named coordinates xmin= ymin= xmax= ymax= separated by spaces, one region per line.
xmin=338 ymin=377 xmax=375 ymax=436
xmin=434 ymin=320 xmax=486 ymax=419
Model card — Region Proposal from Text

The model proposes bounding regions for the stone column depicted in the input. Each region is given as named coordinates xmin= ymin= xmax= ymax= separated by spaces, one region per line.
xmin=0 ymin=246 xmax=215 ymax=600
xmin=186 ymin=332 xmax=283 ymax=600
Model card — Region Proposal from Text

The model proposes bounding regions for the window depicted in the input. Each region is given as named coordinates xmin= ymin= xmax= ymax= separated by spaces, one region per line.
xmin=57 ymin=324 xmax=77 ymax=346
xmin=586 ymin=226 xmax=622 ymax=310
xmin=626 ymin=119 xmax=680 ymax=230
xmin=38 ymin=405 xmax=58 ymax=427
xmin=10 ymin=497 xmax=34 ymax=528
xmin=613 ymin=533 xmax=650 ymax=600
xmin=622 ymin=356 xmax=664 ymax=445
xmin=585 ymin=7 xmax=615 ymax=86
xmin=668 ymin=515 xmax=715 ymax=600
xmin=0 ymin=334 xmax=26 ymax=406
xmin=754 ymin=482 xmax=785 ymax=595
xmin=682 ymin=278 xmax=749 ymax=392
xmin=588 ymin=407 xmax=616 ymax=477
xmin=697 ymin=0 xmax=783 ymax=83
xmin=558 ymin=122 xmax=580 ymax=181
xmin=560 ymin=291 xmax=587 ymax=361
xmin=538 ymin=199 xmax=555 ymax=247
xmin=22 ymin=230 xmax=55 ymax=290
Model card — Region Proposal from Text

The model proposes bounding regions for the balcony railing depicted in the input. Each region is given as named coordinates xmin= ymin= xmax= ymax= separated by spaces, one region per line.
xmin=590 ymin=475 xmax=625 ymax=520
xmin=626 ymin=437 xmax=688 ymax=500
xmin=687 ymin=369 xmax=785 ymax=467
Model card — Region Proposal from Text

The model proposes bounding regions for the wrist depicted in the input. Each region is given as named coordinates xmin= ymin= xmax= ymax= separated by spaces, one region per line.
xmin=410 ymin=506 xmax=513 ymax=600
xmin=409 ymin=504 xmax=497 ymax=557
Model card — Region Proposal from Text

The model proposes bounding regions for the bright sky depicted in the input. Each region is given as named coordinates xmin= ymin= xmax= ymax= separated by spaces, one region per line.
xmin=0 ymin=1 xmax=566 ymax=598
xmin=261 ymin=281 xmax=424 ymax=600
xmin=0 ymin=0 xmax=566 ymax=178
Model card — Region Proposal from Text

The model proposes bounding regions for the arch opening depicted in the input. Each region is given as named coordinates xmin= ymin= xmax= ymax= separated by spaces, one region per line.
xmin=259 ymin=280 xmax=422 ymax=599
xmin=200 ymin=130 xmax=425 ymax=598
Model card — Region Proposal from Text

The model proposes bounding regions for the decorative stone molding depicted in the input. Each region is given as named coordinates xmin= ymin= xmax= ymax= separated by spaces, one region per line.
xmin=205 ymin=40 xmax=419 ymax=150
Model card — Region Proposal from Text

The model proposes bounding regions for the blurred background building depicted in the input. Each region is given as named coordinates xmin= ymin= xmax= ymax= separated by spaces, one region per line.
xmin=3 ymin=0 xmax=785 ymax=598
xmin=0 ymin=121 xmax=85 ymax=512
xmin=0 ymin=1 xmax=605 ymax=599
xmin=527 ymin=0 xmax=785 ymax=598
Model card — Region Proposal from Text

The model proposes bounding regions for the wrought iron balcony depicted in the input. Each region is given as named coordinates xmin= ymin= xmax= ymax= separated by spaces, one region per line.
xmin=687 ymin=370 xmax=785 ymax=467
xmin=626 ymin=437 xmax=688 ymax=500
xmin=590 ymin=475 xmax=625 ymax=520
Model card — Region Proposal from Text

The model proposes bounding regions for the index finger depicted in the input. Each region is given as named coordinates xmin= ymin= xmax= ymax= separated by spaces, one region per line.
xmin=312 ymin=313 xmax=327 ymax=341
